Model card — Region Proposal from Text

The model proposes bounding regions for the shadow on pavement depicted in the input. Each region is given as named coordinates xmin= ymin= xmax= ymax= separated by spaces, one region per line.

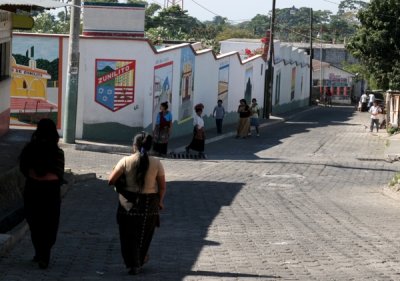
xmin=0 ymin=178 xmax=279 ymax=280
xmin=145 ymin=180 xmax=279 ymax=280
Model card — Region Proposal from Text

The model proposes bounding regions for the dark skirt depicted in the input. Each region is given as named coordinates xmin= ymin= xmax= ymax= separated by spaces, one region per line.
xmin=116 ymin=192 xmax=160 ymax=268
xmin=188 ymin=138 xmax=205 ymax=152
xmin=153 ymin=142 xmax=168 ymax=155
xmin=24 ymin=178 xmax=61 ymax=264
xmin=187 ymin=126 xmax=205 ymax=152
xmin=153 ymin=125 xmax=169 ymax=155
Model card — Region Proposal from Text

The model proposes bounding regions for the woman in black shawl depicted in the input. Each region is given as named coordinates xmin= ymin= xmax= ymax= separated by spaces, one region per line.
xmin=19 ymin=118 xmax=65 ymax=269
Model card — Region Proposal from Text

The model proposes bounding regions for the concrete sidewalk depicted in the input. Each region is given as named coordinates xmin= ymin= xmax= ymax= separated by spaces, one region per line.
xmin=72 ymin=116 xmax=284 ymax=155
xmin=70 ymin=107 xmax=319 ymax=155
xmin=385 ymin=133 xmax=400 ymax=162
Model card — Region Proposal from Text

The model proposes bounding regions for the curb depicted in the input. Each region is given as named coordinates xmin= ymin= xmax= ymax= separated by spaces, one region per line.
xmin=63 ymin=107 xmax=319 ymax=155
xmin=0 ymin=172 xmax=97 ymax=258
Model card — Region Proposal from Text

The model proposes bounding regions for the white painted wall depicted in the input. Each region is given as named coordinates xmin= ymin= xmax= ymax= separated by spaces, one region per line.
xmin=0 ymin=11 xmax=12 ymax=135
xmin=221 ymin=39 xmax=311 ymax=113
xmin=38 ymin=35 xmax=268 ymax=140
xmin=83 ymin=3 xmax=145 ymax=36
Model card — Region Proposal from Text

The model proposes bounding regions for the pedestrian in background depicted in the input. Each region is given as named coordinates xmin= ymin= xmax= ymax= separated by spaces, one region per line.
xmin=213 ymin=99 xmax=225 ymax=134
xmin=368 ymin=92 xmax=375 ymax=109
xmin=236 ymin=99 xmax=251 ymax=138
xmin=325 ymin=88 xmax=333 ymax=107
xmin=152 ymin=101 xmax=172 ymax=157
xmin=360 ymin=92 xmax=368 ymax=112
xmin=109 ymin=132 xmax=166 ymax=275
xmin=186 ymin=103 xmax=206 ymax=157
xmin=19 ymin=118 xmax=65 ymax=269
xmin=357 ymin=97 xmax=362 ymax=112
xmin=368 ymin=101 xmax=382 ymax=133
xmin=249 ymin=98 xmax=260 ymax=137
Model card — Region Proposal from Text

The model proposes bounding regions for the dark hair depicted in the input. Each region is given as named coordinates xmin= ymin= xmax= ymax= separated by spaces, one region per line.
xmin=133 ymin=132 xmax=153 ymax=190
xmin=160 ymin=101 xmax=168 ymax=110
xmin=194 ymin=103 xmax=204 ymax=113
xmin=20 ymin=118 xmax=63 ymax=178
xmin=32 ymin=118 xmax=59 ymax=144
xmin=218 ymin=99 xmax=222 ymax=103
xmin=252 ymin=98 xmax=257 ymax=102
xmin=240 ymin=99 xmax=247 ymax=105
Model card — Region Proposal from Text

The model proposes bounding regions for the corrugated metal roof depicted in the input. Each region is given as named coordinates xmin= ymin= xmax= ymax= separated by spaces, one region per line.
xmin=0 ymin=0 xmax=67 ymax=11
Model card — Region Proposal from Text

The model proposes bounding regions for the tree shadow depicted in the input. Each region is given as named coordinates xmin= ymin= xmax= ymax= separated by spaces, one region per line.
xmin=143 ymin=180 xmax=280 ymax=280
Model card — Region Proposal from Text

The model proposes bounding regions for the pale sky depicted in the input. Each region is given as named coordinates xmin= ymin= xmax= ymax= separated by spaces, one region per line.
xmin=151 ymin=0 xmax=343 ymax=22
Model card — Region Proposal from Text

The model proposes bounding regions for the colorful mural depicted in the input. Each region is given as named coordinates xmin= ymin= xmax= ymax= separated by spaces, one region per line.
xmin=244 ymin=67 xmax=253 ymax=104
xmin=218 ymin=62 xmax=229 ymax=107
xmin=95 ymin=59 xmax=135 ymax=112
xmin=153 ymin=60 xmax=173 ymax=128
xmin=10 ymin=36 xmax=61 ymax=126
xmin=179 ymin=47 xmax=195 ymax=122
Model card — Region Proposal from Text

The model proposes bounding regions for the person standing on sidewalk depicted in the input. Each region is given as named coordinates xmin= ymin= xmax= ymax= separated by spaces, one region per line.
xmin=249 ymin=98 xmax=260 ymax=137
xmin=213 ymin=99 xmax=225 ymax=134
xmin=361 ymin=92 xmax=368 ymax=112
xmin=325 ymin=88 xmax=333 ymax=107
xmin=153 ymin=102 xmax=172 ymax=157
xmin=369 ymin=101 xmax=382 ymax=132
xmin=236 ymin=99 xmax=251 ymax=138
xmin=368 ymin=92 xmax=375 ymax=109
xmin=19 ymin=118 xmax=65 ymax=269
xmin=109 ymin=132 xmax=166 ymax=275
xmin=186 ymin=103 xmax=206 ymax=157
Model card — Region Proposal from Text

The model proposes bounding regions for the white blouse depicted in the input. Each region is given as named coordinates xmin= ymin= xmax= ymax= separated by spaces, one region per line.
xmin=193 ymin=114 xmax=204 ymax=129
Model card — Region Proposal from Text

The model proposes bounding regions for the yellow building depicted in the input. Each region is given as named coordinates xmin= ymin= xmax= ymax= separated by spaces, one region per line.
xmin=10 ymin=56 xmax=51 ymax=99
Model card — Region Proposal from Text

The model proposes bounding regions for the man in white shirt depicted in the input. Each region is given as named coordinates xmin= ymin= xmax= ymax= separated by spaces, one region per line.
xmin=368 ymin=92 xmax=375 ymax=108
xmin=368 ymin=101 xmax=382 ymax=132
xmin=360 ymin=92 xmax=368 ymax=111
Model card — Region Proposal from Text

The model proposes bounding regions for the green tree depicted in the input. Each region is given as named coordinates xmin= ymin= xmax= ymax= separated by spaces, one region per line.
xmin=215 ymin=27 xmax=256 ymax=42
xmin=347 ymin=0 xmax=400 ymax=89
xmin=145 ymin=2 xmax=161 ymax=17
xmin=211 ymin=16 xmax=228 ymax=26
xmin=127 ymin=0 xmax=147 ymax=4
xmin=30 ymin=12 xmax=69 ymax=34
xmin=13 ymin=54 xmax=29 ymax=66
xmin=248 ymin=14 xmax=270 ymax=37
xmin=272 ymin=8 xmax=332 ymax=43
xmin=149 ymin=5 xmax=201 ymax=39
xmin=338 ymin=0 xmax=368 ymax=16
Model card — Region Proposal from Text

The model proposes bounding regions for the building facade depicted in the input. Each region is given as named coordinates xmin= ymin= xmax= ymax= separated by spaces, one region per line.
xmin=0 ymin=10 xmax=12 ymax=136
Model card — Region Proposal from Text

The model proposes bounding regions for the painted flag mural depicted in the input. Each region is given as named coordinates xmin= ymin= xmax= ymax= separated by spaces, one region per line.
xmin=95 ymin=59 xmax=135 ymax=112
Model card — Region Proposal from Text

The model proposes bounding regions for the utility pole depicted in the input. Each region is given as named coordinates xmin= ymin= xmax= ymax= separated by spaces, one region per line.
xmin=63 ymin=0 xmax=81 ymax=143
xmin=318 ymin=29 xmax=323 ymax=98
xmin=309 ymin=8 xmax=313 ymax=106
xmin=263 ymin=0 xmax=276 ymax=119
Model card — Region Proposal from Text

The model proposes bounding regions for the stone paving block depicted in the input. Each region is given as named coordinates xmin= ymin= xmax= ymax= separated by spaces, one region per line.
xmin=2 ymin=108 xmax=400 ymax=280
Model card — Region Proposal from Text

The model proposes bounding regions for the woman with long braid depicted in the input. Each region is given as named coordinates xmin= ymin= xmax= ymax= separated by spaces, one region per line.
xmin=108 ymin=132 xmax=166 ymax=275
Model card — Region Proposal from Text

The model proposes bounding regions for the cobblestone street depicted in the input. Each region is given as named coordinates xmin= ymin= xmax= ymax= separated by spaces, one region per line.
xmin=1 ymin=106 xmax=400 ymax=280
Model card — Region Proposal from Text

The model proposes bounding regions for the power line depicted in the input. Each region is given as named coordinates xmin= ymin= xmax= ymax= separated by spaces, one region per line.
xmin=320 ymin=0 xmax=341 ymax=6
xmin=274 ymin=22 xmax=333 ymax=44
xmin=187 ymin=0 xmax=221 ymax=17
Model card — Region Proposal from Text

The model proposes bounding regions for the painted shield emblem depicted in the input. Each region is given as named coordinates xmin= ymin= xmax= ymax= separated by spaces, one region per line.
xmin=95 ymin=59 xmax=135 ymax=112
